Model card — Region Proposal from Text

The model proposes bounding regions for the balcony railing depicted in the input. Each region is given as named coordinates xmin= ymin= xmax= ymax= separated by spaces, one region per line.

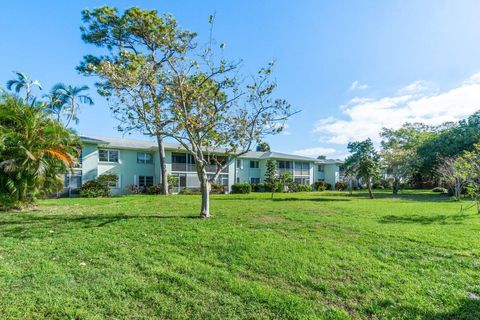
xmin=172 ymin=163 xmax=228 ymax=173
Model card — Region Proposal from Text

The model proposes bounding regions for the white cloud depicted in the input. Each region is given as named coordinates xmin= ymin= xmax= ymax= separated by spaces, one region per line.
xmin=397 ymin=80 xmax=437 ymax=95
xmin=292 ymin=147 xmax=337 ymax=157
xmin=314 ymin=73 xmax=480 ymax=145
xmin=349 ymin=81 xmax=369 ymax=91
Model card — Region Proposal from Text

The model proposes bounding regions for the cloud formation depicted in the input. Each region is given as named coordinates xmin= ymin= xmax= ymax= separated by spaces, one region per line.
xmin=314 ymin=73 xmax=480 ymax=145
xmin=292 ymin=147 xmax=337 ymax=157
xmin=349 ymin=81 xmax=369 ymax=91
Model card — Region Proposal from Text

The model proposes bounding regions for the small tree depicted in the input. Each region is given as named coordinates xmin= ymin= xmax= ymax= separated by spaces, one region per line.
xmin=435 ymin=156 xmax=467 ymax=200
xmin=455 ymin=145 xmax=480 ymax=213
xmin=344 ymin=139 xmax=380 ymax=199
xmin=265 ymin=158 xmax=277 ymax=199
xmin=78 ymin=6 xmax=196 ymax=195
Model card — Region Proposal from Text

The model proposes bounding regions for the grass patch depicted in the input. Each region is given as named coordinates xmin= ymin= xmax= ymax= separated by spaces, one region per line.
xmin=1 ymin=190 xmax=480 ymax=319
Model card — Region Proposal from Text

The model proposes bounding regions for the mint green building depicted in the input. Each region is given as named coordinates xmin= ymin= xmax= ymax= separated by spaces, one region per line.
xmin=63 ymin=135 xmax=343 ymax=195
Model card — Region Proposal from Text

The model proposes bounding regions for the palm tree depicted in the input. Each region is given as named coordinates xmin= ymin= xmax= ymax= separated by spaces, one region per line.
xmin=6 ymin=71 xmax=42 ymax=102
xmin=0 ymin=93 xmax=79 ymax=209
xmin=49 ymin=83 xmax=93 ymax=128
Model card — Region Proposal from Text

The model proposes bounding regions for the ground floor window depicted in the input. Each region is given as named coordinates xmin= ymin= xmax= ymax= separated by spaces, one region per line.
xmin=250 ymin=177 xmax=260 ymax=184
xmin=138 ymin=176 xmax=154 ymax=187
xmin=294 ymin=177 xmax=310 ymax=185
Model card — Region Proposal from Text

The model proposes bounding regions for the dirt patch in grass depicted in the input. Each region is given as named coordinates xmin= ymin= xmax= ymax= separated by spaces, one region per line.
xmin=254 ymin=215 xmax=289 ymax=224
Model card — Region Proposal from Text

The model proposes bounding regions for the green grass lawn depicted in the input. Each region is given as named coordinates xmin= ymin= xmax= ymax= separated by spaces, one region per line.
xmin=1 ymin=190 xmax=480 ymax=319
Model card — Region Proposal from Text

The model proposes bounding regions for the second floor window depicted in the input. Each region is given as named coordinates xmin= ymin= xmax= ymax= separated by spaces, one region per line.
xmin=137 ymin=152 xmax=153 ymax=164
xmin=236 ymin=159 xmax=243 ymax=169
xmin=250 ymin=160 xmax=259 ymax=168
xmin=98 ymin=149 xmax=119 ymax=163
xmin=318 ymin=165 xmax=325 ymax=172
xmin=278 ymin=160 xmax=292 ymax=169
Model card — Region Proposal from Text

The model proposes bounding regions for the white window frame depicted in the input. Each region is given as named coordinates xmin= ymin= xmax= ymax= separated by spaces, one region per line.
xmin=137 ymin=152 xmax=153 ymax=164
xmin=250 ymin=160 xmax=259 ymax=169
xmin=236 ymin=159 xmax=243 ymax=169
xmin=138 ymin=175 xmax=154 ymax=187
xmin=250 ymin=177 xmax=260 ymax=184
xmin=105 ymin=174 xmax=121 ymax=188
xmin=98 ymin=149 xmax=120 ymax=163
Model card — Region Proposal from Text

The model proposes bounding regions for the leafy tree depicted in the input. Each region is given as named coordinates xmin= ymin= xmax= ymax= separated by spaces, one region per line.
xmin=454 ymin=145 xmax=480 ymax=213
xmin=416 ymin=112 xmax=480 ymax=181
xmin=264 ymin=158 xmax=277 ymax=199
xmin=435 ymin=156 xmax=467 ymax=200
xmin=380 ymin=124 xmax=431 ymax=193
xmin=344 ymin=139 xmax=380 ymax=199
xmin=6 ymin=71 xmax=42 ymax=102
xmin=256 ymin=142 xmax=271 ymax=152
xmin=0 ymin=94 xmax=79 ymax=209
xmin=78 ymin=6 xmax=195 ymax=195
xmin=46 ymin=83 xmax=93 ymax=128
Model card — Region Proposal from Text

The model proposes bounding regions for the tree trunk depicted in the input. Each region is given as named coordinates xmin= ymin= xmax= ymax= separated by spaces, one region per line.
xmin=156 ymin=135 xmax=169 ymax=195
xmin=392 ymin=177 xmax=400 ymax=195
xmin=199 ymin=169 xmax=210 ymax=218
xmin=454 ymin=178 xmax=461 ymax=199
xmin=366 ymin=178 xmax=374 ymax=199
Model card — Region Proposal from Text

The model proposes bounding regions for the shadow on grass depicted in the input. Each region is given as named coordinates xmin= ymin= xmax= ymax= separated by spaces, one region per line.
xmin=347 ymin=192 xmax=451 ymax=203
xmin=271 ymin=197 xmax=351 ymax=202
xmin=0 ymin=214 xmax=200 ymax=239
xmin=379 ymin=213 xmax=469 ymax=225
xmin=383 ymin=297 xmax=480 ymax=319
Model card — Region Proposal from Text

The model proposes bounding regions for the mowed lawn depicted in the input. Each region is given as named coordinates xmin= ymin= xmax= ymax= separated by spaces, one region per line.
xmin=1 ymin=191 xmax=480 ymax=319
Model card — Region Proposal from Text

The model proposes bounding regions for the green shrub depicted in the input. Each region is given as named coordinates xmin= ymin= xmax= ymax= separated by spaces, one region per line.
xmin=80 ymin=180 xmax=110 ymax=197
xmin=231 ymin=183 xmax=251 ymax=194
xmin=178 ymin=188 xmax=201 ymax=195
xmin=290 ymin=184 xmax=313 ymax=192
xmin=335 ymin=181 xmax=348 ymax=191
xmin=126 ymin=184 xmax=144 ymax=194
xmin=146 ymin=184 xmax=163 ymax=194
xmin=315 ymin=181 xmax=328 ymax=191
xmin=210 ymin=183 xmax=225 ymax=194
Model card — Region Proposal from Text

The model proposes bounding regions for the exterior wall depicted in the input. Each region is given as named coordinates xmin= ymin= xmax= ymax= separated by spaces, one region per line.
xmin=81 ymin=144 xmax=156 ymax=195
xmin=79 ymin=141 xmax=341 ymax=195
xmin=324 ymin=164 xmax=340 ymax=189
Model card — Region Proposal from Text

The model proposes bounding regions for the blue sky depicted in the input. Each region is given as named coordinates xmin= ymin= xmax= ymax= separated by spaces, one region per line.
xmin=2 ymin=0 xmax=480 ymax=158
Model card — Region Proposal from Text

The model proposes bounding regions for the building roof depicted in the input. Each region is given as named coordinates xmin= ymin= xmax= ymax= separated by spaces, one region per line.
xmin=80 ymin=134 xmax=343 ymax=164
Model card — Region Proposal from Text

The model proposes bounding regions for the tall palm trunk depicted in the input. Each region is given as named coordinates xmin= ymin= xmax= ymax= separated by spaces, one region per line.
xmin=156 ymin=135 xmax=169 ymax=195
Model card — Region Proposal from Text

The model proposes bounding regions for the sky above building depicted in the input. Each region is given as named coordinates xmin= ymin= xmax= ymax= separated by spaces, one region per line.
xmin=2 ymin=0 xmax=480 ymax=159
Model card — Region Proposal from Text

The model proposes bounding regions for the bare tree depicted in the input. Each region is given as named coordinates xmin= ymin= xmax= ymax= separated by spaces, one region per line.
xmin=435 ymin=156 xmax=466 ymax=199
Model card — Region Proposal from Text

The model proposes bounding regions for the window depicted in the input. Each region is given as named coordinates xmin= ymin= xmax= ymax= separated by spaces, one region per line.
xmin=278 ymin=160 xmax=292 ymax=169
xmin=236 ymin=159 xmax=243 ymax=169
xmin=236 ymin=177 xmax=240 ymax=183
xmin=250 ymin=160 xmax=259 ymax=168
xmin=99 ymin=149 xmax=119 ymax=163
xmin=138 ymin=176 xmax=154 ymax=187
xmin=103 ymin=174 xmax=121 ymax=188
xmin=137 ymin=152 xmax=153 ymax=164
xmin=295 ymin=177 xmax=310 ymax=185
xmin=318 ymin=164 xmax=325 ymax=172
xmin=250 ymin=177 xmax=260 ymax=184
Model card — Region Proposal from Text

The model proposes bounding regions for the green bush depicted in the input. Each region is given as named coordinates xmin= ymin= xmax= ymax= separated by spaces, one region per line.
xmin=231 ymin=183 xmax=251 ymax=194
xmin=146 ymin=184 xmax=163 ymax=194
xmin=80 ymin=180 xmax=110 ymax=198
xmin=315 ymin=181 xmax=328 ymax=191
xmin=210 ymin=183 xmax=225 ymax=194
xmin=335 ymin=181 xmax=348 ymax=191
xmin=178 ymin=188 xmax=201 ymax=195
xmin=290 ymin=184 xmax=313 ymax=192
